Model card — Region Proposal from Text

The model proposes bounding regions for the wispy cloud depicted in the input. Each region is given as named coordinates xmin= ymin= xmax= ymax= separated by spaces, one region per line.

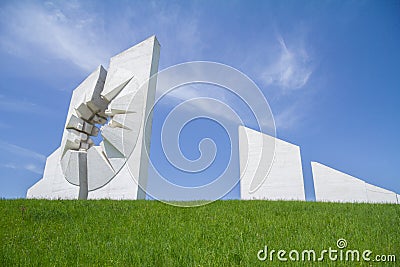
xmin=261 ymin=35 xmax=313 ymax=91
xmin=24 ymin=163 xmax=44 ymax=175
xmin=1 ymin=162 xmax=43 ymax=175
xmin=0 ymin=1 xmax=312 ymax=135
xmin=0 ymin=1 xmax=204 ymax=71
xmin=248 ymin=32 xmax=316 ymax=131
xmin=158 ymin=84 xmax=238 ymax=124
xmin=0 ymin=140 xmax=46 ymax=175
xmin=0 ymin=94 xmax=56 ymax=116
xmin=0 ymin=1 xmax=112 ymax=71
xmin=157 ymin=83 xmax=275 ymax=135
xmin=0 ymin=140 xmax=46 ymax=162
xmin=273 ymin=103 xmax=303 ymax=130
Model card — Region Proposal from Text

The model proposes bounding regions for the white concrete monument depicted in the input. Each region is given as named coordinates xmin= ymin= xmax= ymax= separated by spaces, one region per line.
xmin=26 ymin=35 xmax=398 ymax=203
xmin=312 ymin=162 xmax=399 ymax=204
xmin=239 ymin=126 xmax=306 ymax=200
xmin=27 ymin=36 xmax=160 ymax=200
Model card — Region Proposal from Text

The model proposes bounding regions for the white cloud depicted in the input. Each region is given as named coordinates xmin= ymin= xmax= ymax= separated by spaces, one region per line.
xmin=0 ymin=94 xmax=56 ymax=116
xmin=247 ymin=32 xmax=316 ymax=131
xmin=1 ymin=163 xmax=18 ymax=170
xmin=0 ymin=141 xmax=46 ymax=175
xmin=0 ymin=1 xmax=311 ymax=135
xmin=0 ymin=1 xmax=112 ymax=71
xmin=158 ymin=84 xmax=238 ymax=123
xmin=1 ymin=162 xmax=43 ymax=175
xmin=261 ymin=35 xmax=313 ymax=91
xmin=157 ymin=84 xmax=276 ymax=135
xmin=24 ymin=163 xmax=44 ymax=175
xmin=0 ymin=1 xmax=204 ymax=71
xmin=0 ymin=140 xmax=46 ymax=162
xmin=273 ymin=103 xmax=302 ymax=130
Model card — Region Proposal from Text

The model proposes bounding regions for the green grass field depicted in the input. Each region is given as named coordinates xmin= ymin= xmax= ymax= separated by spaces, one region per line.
xmin=0 ymin=199 xmax=398 ymax=266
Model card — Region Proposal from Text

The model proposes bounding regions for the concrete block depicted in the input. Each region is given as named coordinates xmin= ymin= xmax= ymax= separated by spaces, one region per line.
xmin=75 ymin=103 xmax=94 ymax=121
xmin=239 ymin=126 xmax=305 ymax=200
xmin=82 ymin=122 xmax=93 ymax=135
xmin=66 ymin=115 xmax=84 ymax=132
xmin=61 ymin=129 xmax=87 ymax=155
xmin=79 ymin=142 xmax=90 ymax=150
xmin=312 ymin=162 xmax=367 ymax=203
xmin=67 ymin=128 xmax=88 ymax=141
xmin=92 ymin=114 xmax=107 ymax=125
xmin=90 ymin=126 xmax=99 ymax=137
xmin=312 ymin=162 xmax=398 ymax=203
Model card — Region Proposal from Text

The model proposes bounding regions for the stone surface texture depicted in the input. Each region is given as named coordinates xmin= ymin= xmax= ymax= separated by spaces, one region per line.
xmin=239 ymin=126 xmax=306 ymax=200
xmin=312 ymin=162 xmax=398 ymax=203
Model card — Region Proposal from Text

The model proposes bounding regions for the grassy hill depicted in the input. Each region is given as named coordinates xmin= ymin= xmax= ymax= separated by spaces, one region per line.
xmin=0 ymin=199 xmax=398 ymax=266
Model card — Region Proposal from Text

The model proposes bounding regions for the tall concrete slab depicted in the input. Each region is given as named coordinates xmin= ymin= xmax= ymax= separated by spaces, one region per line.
xmin=312 ymin=162 xmax=398 ymax=204
xmin=239 ymin=126 xmax=305 ymax=200
xmin=99 ymin=36 xmax=160 ymax=200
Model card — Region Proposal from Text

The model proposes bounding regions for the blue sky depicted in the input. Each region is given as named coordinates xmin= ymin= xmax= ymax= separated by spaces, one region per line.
xmin=0 ymin=0 xmax=399 ymax=200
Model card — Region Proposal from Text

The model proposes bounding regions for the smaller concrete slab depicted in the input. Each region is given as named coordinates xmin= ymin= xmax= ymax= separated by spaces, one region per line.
xmin=312 ymin=162 xmax=398 ymax=204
